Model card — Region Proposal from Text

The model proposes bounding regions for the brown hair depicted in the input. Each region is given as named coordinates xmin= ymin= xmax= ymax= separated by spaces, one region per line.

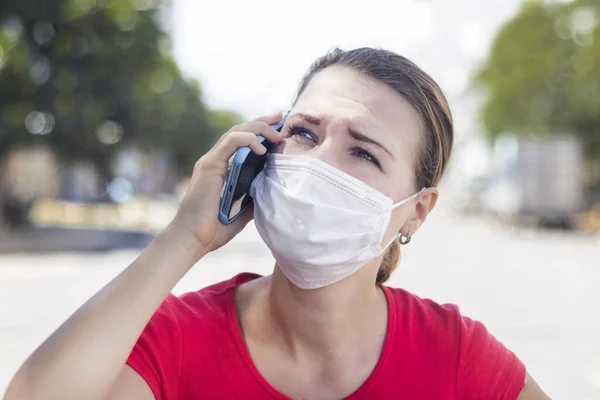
xmin=294 ymin=47 xmax=454 ymax=285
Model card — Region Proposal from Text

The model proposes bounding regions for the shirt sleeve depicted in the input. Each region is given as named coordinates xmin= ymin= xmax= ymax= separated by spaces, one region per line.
xmin=126 ymin=294 xmax=182 ymax=400
xmin=456 ymin=315 xmax=526 ymax=400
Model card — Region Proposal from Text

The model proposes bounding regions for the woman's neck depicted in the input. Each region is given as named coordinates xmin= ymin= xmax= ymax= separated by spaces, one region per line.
xmin=265 ymin=266 xmax=388 ymax=356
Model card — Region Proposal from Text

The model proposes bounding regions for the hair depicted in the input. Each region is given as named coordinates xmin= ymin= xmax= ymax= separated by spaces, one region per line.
xmin=294 ymin=47 xmax=454 ymax=285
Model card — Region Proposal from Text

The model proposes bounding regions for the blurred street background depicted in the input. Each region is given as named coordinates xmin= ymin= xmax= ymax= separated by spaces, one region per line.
xmin=1 ymin=0 xmax=600 ymax=398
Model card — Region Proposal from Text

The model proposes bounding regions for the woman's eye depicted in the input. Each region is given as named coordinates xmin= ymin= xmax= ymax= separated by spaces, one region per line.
xmin=288 ymin=125 xmax=315 ymax=141
xmin=354 ymin=149 xmax=382 ymax=170
xmin=359 ymin=152 xmax=373 ymax=162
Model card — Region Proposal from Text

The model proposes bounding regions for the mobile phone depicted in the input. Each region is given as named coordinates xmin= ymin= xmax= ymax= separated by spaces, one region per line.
xmin=218 ymin=111 xmax=289 ymax=224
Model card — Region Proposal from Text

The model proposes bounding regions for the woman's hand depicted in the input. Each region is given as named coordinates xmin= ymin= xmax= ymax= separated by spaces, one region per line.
xmin=169 ymin=111 xmax=284 ymax=255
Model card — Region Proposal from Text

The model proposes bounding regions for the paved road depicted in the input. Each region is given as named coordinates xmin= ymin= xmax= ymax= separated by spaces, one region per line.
xmin=1 ymin=208 xmax=599 ymax=399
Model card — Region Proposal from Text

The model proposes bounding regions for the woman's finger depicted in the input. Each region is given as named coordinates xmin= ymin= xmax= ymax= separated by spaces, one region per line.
xmin=238 ymin=121 xmax=284 ymax=144
xmin=205 ymin=131 xmax=267 ymax=164
xmin=253 ymin=111 xmax=283 ymax=125
xmin=213 ymin=112 xmax=283 ymax=148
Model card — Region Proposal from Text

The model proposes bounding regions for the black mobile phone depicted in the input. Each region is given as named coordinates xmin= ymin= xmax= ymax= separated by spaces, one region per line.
xmin=218 ymin=112 xmax=289 ymax=224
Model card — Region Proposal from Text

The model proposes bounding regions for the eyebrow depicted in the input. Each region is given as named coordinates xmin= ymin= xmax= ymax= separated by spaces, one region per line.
xmin=347 ymin=128 xmax=395 ymax=160
xmin=297 ymin=113 xmax=322 ymax=126
xmin=296 ymin=112 xmax=395 ymax=160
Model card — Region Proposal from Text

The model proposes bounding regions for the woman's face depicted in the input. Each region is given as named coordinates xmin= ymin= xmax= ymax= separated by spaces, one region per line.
xmin=277 ymin=66 xmax=422 ymax=204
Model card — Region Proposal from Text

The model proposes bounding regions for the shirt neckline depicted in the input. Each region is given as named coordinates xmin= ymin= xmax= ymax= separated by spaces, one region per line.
xmin=226 ymin=275 xmax=396 ymax=399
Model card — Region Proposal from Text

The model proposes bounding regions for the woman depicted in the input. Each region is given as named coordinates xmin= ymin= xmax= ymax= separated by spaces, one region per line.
xmin=5 ymin=48 xmax=549 ymax=399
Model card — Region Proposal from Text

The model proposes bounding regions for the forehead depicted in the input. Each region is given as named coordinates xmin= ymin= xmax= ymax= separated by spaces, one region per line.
xmin=294 ymin=66 xmax=422 ymax=161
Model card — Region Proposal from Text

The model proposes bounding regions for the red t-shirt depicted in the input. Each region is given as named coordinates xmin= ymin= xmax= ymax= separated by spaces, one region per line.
xmin=126 ymin=273 xmax=526 ymax=399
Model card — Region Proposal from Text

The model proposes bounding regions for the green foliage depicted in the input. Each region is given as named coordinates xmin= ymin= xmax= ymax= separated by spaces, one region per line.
xmin=475 ymin=0 xmax=600 ymax=160
xmin=0 ymin=0 xmax=222 ymax=175
xmin=208 ymin=108 xmax=244 ymax=135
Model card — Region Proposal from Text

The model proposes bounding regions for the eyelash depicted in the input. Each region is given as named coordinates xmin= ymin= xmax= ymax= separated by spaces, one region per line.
xmin=286 ymin=124 xmax=383 ymax=170
xmin=287 ymin=124 xmax=314 ymax=142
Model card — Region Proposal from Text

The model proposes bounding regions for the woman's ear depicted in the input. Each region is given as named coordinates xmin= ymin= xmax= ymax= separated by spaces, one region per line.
xmin=401 ymin=187 xmax=438 ymax=237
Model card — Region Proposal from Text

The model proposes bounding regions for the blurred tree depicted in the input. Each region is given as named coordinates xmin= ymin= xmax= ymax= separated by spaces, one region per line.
xmin=208 ymin=108 xmax=244 ymax=136
xmin=0 ymin=0 xmax=228 ymax=227
xmin=475 ymin=0 xmax=600 ymax=163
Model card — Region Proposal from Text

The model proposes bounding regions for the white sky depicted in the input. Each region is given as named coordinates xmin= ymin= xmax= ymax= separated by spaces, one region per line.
xmin=170 ymin=0 xmax=524 ymax=179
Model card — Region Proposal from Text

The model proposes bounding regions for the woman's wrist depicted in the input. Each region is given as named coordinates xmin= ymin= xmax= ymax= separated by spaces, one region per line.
xmin=158 ymin=222 xmax=208 ymax=267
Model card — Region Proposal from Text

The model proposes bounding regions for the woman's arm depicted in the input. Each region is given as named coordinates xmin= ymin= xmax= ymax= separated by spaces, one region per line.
xmin=518 ymin=373 xmax=551 ymax=400
xmin=4 ymin=226 xmax=204 ymax=400
xmin=106 ymin=366 xmax=156 ymax=400
xmin=3 ymin=112 xmax=285 ymax=400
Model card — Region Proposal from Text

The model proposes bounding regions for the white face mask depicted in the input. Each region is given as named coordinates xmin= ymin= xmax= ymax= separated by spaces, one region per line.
xmin=250 ymin=153 xmax=424 ymax=290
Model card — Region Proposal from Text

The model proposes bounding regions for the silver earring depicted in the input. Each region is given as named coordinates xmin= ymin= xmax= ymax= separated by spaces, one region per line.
xmin=400 ymin=232 xmax=412 ymax=245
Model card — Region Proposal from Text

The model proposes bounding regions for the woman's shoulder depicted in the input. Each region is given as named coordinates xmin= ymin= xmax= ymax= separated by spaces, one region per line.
xmin=383 ymin=285 xmax=526 ymax=398
xmin=127 ymin=273 xmax=262 ymax=398
xmin=383 ymin=285 xmax=462 ymax=331
xmin=146 ymin=272 xmax=261 ymax=334
xmin=164 ymin=272 xmax=261 ymax=315
xmin=384 ymin=284 xmax=504 ymax=349
xmin=383 ymin=285 xmax=510 ymax=346
xmin=179 ymin=272 xmax=261 ymax=302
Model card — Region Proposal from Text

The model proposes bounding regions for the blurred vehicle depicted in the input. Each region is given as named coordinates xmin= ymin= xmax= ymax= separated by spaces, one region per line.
xmin=479 ymin=175 xmax=521 ymax=224
xmin=477 ymin=136 xmax=586 ymax=229
xmin=515 ymin=137 xmax=584 ymax=229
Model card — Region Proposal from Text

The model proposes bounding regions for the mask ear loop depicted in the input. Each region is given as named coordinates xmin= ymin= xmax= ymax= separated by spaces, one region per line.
xmin=387 ymin=187 xmax=426 ymax=247
xmin=375 ymin=232 xmax=401 ymax=257
xmin=391 ymin=187 xmax=427 ymax=209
